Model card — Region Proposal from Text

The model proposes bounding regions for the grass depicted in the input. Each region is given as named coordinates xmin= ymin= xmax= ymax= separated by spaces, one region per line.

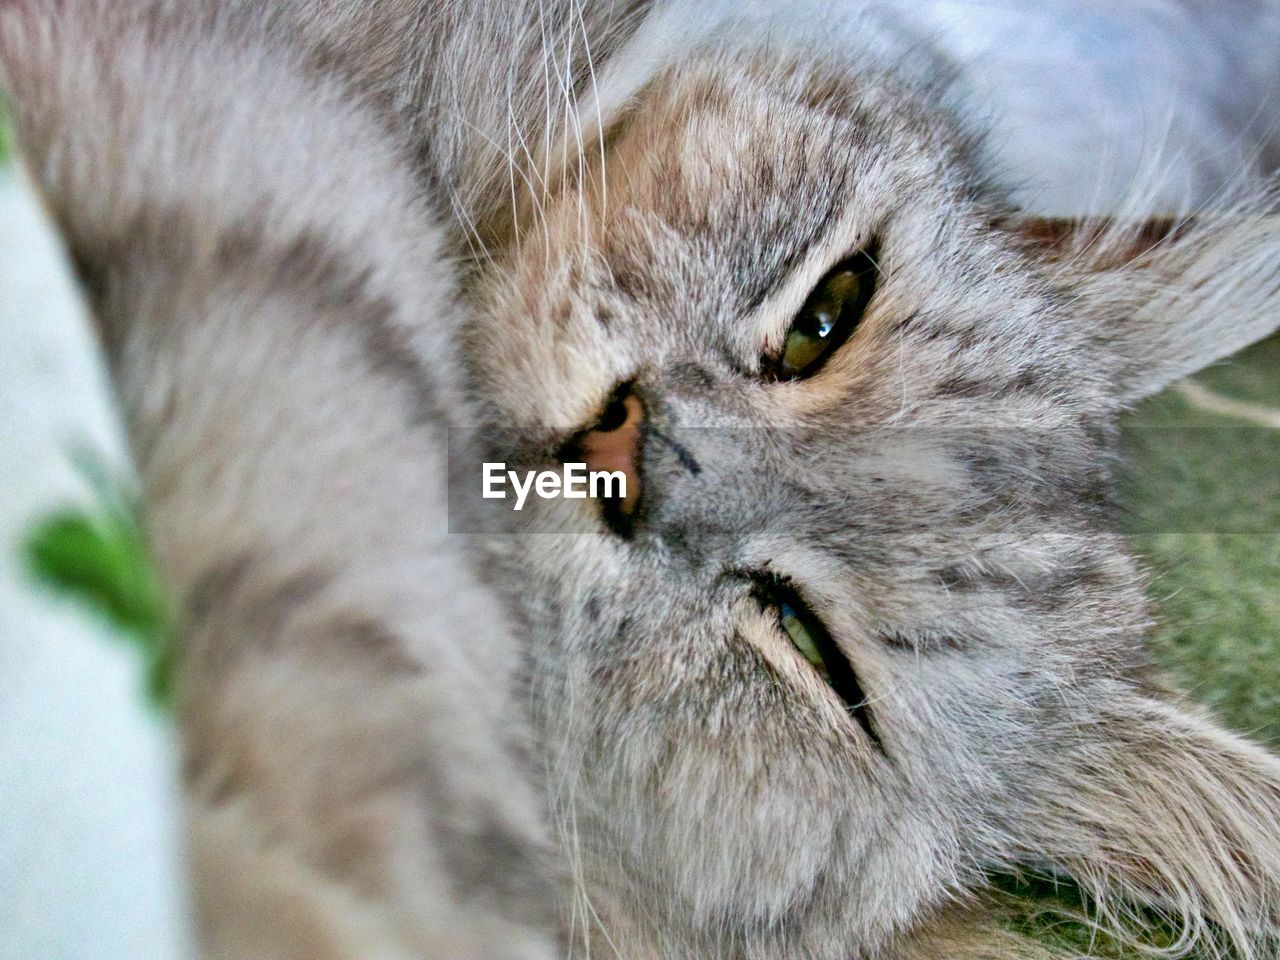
xmin=1122 ymin=335 xmax=1280 ymax=747
xmin=997 ymin=873 xmax=1195 ymax=957
xmin=1121 ymin=335 xmax=1280 ymax=747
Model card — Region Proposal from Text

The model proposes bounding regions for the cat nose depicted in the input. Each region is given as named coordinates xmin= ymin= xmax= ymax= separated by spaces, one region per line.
xmin=575 ymin=386 xmax=645 ymax=525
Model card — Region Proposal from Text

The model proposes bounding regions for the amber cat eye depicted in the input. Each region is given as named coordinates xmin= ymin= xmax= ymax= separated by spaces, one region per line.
xmin=767 ymin=243 xmax=880 ymax=380
xmin=749 ymin=576 xmax=884 ymax=753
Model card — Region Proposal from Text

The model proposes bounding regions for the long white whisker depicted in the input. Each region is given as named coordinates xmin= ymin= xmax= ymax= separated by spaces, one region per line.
xmin=572 ymin=0 xmax=608 ymax=225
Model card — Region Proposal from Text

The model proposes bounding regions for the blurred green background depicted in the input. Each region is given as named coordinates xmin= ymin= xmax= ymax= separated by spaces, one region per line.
xmin=1123 ymin=335 xmax=1280 ymax=747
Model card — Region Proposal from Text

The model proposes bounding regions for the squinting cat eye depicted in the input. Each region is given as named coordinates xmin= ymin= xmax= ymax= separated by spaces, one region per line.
xmin=749 ymin=576 xmax=884 ymax=753
xmin=767 ymin=243 xmax=880 ymax=380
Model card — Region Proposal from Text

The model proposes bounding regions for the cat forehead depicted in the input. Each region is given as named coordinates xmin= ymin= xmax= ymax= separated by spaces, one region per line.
xmin=557 ymin=53 xmax=991 ymax=313
xmin=621 ymin=67 xmax=950 ymax=199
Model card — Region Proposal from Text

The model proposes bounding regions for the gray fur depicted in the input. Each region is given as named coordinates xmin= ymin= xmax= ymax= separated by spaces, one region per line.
xmin=3 ymin=2 xmax=1280 ymax=958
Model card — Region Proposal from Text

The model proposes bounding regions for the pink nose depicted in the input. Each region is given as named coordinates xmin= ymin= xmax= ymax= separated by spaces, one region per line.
xmin=578 ymin=391 xmax=644 ymax=518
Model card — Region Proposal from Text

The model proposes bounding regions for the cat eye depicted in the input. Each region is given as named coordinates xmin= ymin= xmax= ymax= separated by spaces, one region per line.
xmin=750 ymin=577 xmax=884 ymax=752
xmin=767 ymin=244 xmax=879 ymax=380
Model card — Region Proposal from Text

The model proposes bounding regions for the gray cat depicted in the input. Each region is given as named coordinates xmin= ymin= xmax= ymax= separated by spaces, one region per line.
xmin=3 ymin=2 xmax=1280 ymax=958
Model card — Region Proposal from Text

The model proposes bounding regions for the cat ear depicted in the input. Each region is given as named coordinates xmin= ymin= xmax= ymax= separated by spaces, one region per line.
xmin=1026 ymin=696 xmax=1280 ymax=956
xmin=1016 ymin=211 xmax=1280 ymax=403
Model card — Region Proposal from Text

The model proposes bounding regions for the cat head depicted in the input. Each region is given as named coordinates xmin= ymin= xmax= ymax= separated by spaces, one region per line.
xmin=464 ymin=39 xmax=1280 ymax=960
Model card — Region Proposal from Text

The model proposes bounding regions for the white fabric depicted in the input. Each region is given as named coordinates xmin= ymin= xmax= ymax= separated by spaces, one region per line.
xmin=0 ymin=164 xmax=192 ymax=960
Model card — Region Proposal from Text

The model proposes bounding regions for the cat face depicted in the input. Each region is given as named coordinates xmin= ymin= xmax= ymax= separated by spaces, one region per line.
xmin=468 ymin=46 xmax=1280 ymax=959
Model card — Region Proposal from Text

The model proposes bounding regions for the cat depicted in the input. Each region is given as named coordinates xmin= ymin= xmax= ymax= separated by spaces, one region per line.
xmin=3 ymin=1 xmax=1280 ymax=958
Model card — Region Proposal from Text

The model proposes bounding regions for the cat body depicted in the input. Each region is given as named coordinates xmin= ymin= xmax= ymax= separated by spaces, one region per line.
xmin=4 ymin=2 xmax=1280 ymax=958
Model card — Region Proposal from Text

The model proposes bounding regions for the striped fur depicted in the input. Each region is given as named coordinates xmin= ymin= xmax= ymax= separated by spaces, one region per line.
xmin=3 ymin=2 xmax=1280 ymax=958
